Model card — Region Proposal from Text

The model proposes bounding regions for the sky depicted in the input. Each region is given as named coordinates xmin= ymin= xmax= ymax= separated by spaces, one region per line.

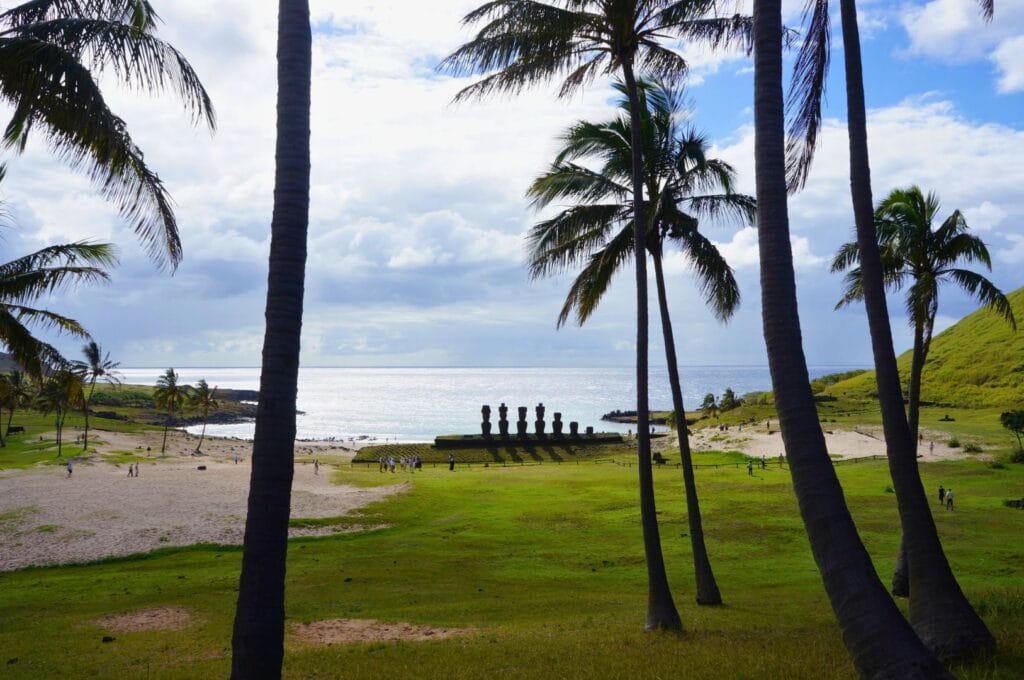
xmin=3 ymin=0 xmax=1023 ymax=369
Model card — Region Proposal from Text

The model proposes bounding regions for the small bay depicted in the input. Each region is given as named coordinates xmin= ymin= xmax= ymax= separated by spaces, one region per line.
xmin=119 ymin=365 xmax=863 ymax=443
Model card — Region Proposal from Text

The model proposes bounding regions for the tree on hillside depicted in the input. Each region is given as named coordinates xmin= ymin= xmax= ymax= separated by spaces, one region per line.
xmin=700 ymin=392 xmax=718 ymax=418
xmin=833 ymin=186 xmax=1015 ymax=444
xmin=231 ymin=0 xmax=312 ymax=674
xmin=0 ymin=0 xmax=215 ymax=268
xmin=442 ymin=0 xmax=751 ymax=630
xmin=527 ymin=78 xmax=752 ymax=605
xmin=1001 ymin=411 xmax=1024 ymax=451
xmin=0 ymin=237 xmax=117 ymax=378
xmin=788 ymin=0 xmax=997 ymax=655
xmin=153 ymin=367 xmax=184 ymax=456
xmin=189 ymin=379 xmax=218 ymax=454
xmin=749 ymin=2 xmax=945 ymax=676
xmin=36 ymin=368 xmax=83 ymax=457
xmin=73 ymin=340 xmax=121 ymax=450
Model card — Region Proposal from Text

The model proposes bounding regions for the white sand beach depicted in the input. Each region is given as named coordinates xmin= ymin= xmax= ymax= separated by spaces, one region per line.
xmin=0 ymin=428 xmax=404 ymax=572
xmin=689 ymin=424 xmax=972 ymax=462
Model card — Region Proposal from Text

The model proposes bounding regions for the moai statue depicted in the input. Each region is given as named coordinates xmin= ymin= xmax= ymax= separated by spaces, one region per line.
xmin=498 ymin=402 xmax=510 ymax=437
xmin=585 ymin=426 xmax=594 ymax=435
xmin=552 ymin=412 xmax=563 ymax=436
xmin=517 ymin=406 xmax=529 ymax=436
xmin=569 ymin=421 xmax=579 ymax=436
xmin=481 ymin=404 xmax=492 ymax=437
xmin=535 ymin=402 xmax=546 ymax=435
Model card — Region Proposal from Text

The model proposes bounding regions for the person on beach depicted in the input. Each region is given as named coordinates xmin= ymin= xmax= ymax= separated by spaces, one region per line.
xmin=929 ymin=441 xmax=934 ymax=454
xmin=946 ymin=489 xmax=954 ymax=511
xmin=135 ymin=463 xmax=140 ymax=477
xmin=314 ymin=459 xmax=320 ymax=476
xmin=939 ymin=485 xmax=946 ymax=503
xmin=128 ymin=464 xmax=134 ymax=478
xmin=746 ymin=460 xmax=753 ymax=476
xmin=66 ymin=461 xmax=73 ymax=478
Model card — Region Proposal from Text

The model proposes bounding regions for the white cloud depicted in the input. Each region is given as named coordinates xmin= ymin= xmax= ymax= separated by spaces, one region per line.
xmin=901 ymin=0 xmax=1024 ymax=93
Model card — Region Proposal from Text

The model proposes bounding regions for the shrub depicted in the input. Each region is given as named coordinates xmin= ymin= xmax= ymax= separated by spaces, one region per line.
xmin=1011 ymin=449 xmax=1024 ymax=464
xmin=947 ymin=437 xmax=961 ymax=448
xmin=963 ymin=443 xmax=982 ymax=453
xmin=989 ymin=461 xmax=1007 ymax=470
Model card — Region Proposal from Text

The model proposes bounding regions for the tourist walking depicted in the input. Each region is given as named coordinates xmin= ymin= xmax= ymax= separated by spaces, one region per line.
xmin=746 ymin=460 xmax=753 ymax=476
xmin=939 ymin=485 xmax=945 ymax=504
xmin=314 ymin=458 xmax=320 ymax=476
xmin=448 ymin=453 xmax=455 ymax=472
xmin=128 ymin=464 xmax=134 ymax=478
xmin=945 ymin=489 xmax=954 ymax=511
xmin=66 ymin=460 xmax=73 ymax=478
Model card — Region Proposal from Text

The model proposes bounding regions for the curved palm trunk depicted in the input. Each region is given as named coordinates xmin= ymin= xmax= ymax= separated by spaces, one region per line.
xmin=753 ymin=3 xmax=947 ymax=677
xmin=652 ymin=250 xmax=722 ymax=605
xmin=839 ymin=0 xmax=993 ymax=660
xmin=83 ymin=381 xmax=96 ymax=450
xmin=620 ymin=60 xmax=681 ymax=632
xmin=231 ymin=1 xmax=312 ymax=676
xmin=161 ymin=416 xmax=171 ymax=456
xmin=197 ymin=412 xmax=208 ymax=453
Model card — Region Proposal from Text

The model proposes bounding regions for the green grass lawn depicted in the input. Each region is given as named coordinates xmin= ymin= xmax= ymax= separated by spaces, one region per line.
xmin=1 ymin=455 xmax=1022 ymax=678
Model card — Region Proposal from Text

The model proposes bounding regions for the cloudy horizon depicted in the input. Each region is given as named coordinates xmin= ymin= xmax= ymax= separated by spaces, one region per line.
xmin=3 ymin=0 xmax=1022 ymax=369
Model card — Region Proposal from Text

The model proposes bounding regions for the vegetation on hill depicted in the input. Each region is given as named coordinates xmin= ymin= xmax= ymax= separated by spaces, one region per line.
xmin=828 ymin=287 xmax=1024 ymax=408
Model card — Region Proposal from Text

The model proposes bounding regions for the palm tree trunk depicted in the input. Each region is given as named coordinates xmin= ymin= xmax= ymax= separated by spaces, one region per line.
xmin=198 ymin=414 xmax=207 ymax=453
xmin=83 ymin=381 xmax=96 ymax=450
xmin=907 ymin=319 xmax=926 ymax=442
xmin=651 ymin=250 xmax=722 ymax=605
xmin=231 ymin=0 xmax=312 ymax=676
xmin=752 ymin=3 xmax=947 ymax=677
xmin=839 ymin=0 xmax=993 ymax=661
xmin=161 ymin=418 xmax=170 ymax=457
xmin=619 ymin=59 xmax=681 ymax=632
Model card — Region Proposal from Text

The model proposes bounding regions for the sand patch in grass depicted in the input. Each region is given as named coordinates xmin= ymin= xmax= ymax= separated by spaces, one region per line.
xmin=292 ymin=618 xmax=473 ymax=645
xmin=95 ymin=607 xmax=193 ymax=633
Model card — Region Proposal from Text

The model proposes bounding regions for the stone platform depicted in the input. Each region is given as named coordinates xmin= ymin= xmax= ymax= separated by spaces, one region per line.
xmin=434 ymin=433 xmax=624 ymax=449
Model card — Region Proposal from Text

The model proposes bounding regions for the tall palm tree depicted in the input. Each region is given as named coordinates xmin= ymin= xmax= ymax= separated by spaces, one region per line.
xmin=0 ymin=0 xmax=216 ymax=268
xmin=833 ymin=186 xmax=1015 ymax=442
xmin=788 ymin=0 xmax=998 ymax=658
xmin=72 ymin=340 xmax=121 ymax=450
xmin=36 ymin=368 xmax=83 ymax=457
xmin=153 ymin=367 xmax=183 ymax=456
xmin=188 ymin=379 xmax=218 ymax=453
xmin=0 ymin=240 xmax=117 ymax=378
xmin=0 ymin=373 xmax=14 ymax=446
xmin=441 ymin=0 xmax=750 ymax=631
xmin=230 ymin=0 xmax=311 ymax=675
xmin=750 ymin=2 xmax=946 ymax=676
xmin=527 ymin=79 xmax=753 ymax=605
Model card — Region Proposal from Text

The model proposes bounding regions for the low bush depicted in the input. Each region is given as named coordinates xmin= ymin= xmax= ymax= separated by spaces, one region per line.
xmin=948 ymin=437 xmax=961 ymax=448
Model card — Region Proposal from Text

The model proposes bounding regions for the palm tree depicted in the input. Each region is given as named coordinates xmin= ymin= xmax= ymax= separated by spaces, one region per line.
xmin=2 ymin=369 xmax=32 ymax=440
xmin=36 ymin=368 xmax=83 ymax=457
xmin=834 ymin=186 xmax=1015 ymax=442
xmin=750 ymin=2 xmax=946 ymax=676
xmin=442 ymin=0 xmax=750 ymax=631
xmin=230 ymin=0 xmax=311 ymax=675
xmin=0 ymin=0 xmax=215 ymax=268
xmin=188 ymin=379 xmax=218 ymax=453
xmin=786 ymin=0 xmax=998 ymax=658
xmin=0 ymin=239 xmax=117 ymax=378
xmin=0 ymin=374 xmax=14 ymax=446
xmin=72 ymin=340 xmax=121 ymax=450
xmin=153 ymin=367 xmax=184 ymax=456
xmin=527 ymin=79 xmax=753 ymax=605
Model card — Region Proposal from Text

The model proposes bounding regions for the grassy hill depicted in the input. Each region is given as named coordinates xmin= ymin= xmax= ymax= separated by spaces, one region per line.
xmin=828 ymin=286 xmax=1024 ymax=409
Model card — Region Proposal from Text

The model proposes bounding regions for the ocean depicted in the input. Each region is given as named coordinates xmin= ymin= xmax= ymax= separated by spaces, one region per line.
xmin=118 ymin=366 xmax=863 ymax=443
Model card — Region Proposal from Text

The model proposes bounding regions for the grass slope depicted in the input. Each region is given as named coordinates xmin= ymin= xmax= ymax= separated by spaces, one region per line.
xmin=1 ymin=458 xmax=1022 ymax=678
xmin=829 ymin=286 xmax=1024 ymax=409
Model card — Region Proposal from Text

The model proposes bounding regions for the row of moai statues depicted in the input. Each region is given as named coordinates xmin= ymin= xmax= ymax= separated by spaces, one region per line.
xmin=481 ymin=403 xmax=579 ymax=437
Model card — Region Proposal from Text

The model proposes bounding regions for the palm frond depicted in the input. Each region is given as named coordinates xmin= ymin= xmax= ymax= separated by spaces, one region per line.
xmin=557 ymin=222 xmax=634 ymax=327
xmin=946 ymin=268 xmax=1016 ymax=330
xmin=784 ymin=0 xmax=830 ymax=192
xmin=661 ymin=207 xmax=740 ymax=321
xmin=526 ymin=203 xmax=626 ymax=278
